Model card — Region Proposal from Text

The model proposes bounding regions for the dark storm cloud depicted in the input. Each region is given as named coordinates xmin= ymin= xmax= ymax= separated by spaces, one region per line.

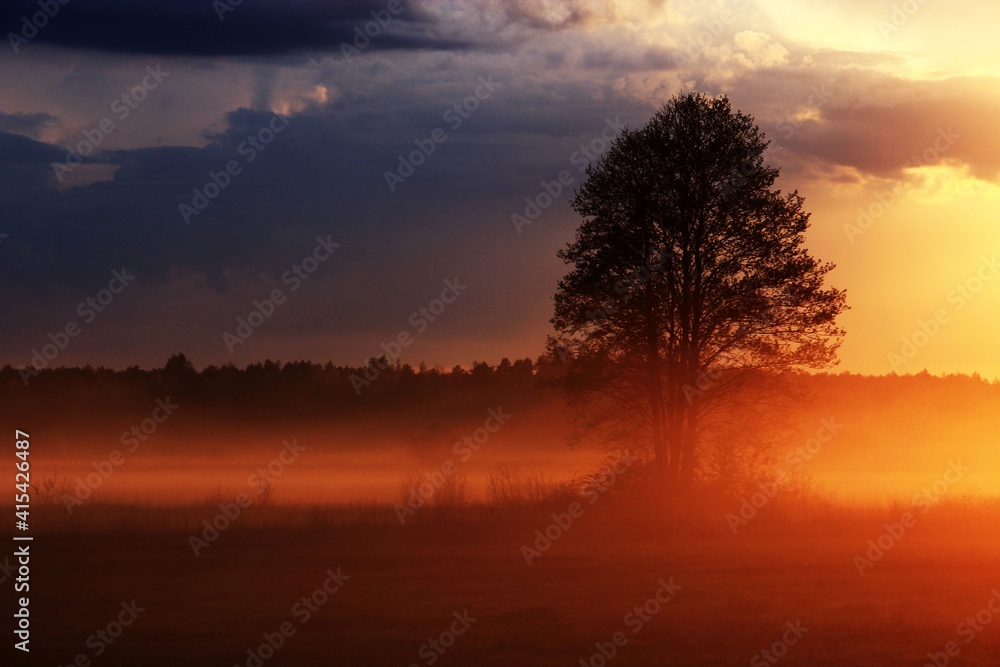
xmin=0 ymin=56 xmax=656 ymax=370
xmin=0 ymin=0 xmax=472 ymax=56
xmin=0 ymin=111 xmax=59 ymax=139
xmin=0 ymin=88 xmax=643 ymax=304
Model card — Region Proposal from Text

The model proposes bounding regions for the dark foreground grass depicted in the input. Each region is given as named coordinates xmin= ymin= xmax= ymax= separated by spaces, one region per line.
xmin=6 ymin=502 xmax=1000 ymax=666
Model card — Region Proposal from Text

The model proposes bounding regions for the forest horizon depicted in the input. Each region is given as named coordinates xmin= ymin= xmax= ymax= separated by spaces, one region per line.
xmin=5 ymin=1 xmax=1000 ymax=664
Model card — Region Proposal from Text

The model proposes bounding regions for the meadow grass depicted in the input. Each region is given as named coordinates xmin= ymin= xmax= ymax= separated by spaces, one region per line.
xmin=8 ymin=483 xmax=1000 ymax=666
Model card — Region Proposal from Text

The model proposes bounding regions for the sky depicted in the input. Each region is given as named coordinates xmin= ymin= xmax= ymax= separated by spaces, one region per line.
xmin=1 ymin=0 xmax=999 ymax=378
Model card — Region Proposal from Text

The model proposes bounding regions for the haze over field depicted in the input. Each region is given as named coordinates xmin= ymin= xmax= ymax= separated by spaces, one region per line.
xmin=4 ymin=1 xmax=1000 ymax=666
xmin=9 ymin=366 xmax=1000 ymax=506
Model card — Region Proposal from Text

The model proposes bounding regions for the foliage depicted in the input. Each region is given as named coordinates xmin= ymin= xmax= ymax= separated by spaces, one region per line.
xmin=550 ymin=93 xmax=848 ymax=490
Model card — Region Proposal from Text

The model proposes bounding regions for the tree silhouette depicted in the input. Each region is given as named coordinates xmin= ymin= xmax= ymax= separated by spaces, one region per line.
xmin=550 ymin=93 xmax=847 ymax=492
xmin=163 ymin=352 xmax=195 ymax=376
xmin=162 ymin=352 xmax=198 ymax=398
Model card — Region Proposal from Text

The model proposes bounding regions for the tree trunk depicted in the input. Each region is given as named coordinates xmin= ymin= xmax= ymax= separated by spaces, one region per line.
xmin=677 ymin=407 xmax=698 ymax=492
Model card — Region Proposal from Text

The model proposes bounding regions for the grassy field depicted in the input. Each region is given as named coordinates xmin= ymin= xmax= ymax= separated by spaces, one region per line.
xmin=7 ymin=500 xmax=1000 ymax=666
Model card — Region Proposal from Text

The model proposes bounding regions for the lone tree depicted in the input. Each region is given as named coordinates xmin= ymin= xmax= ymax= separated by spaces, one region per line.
xmin=550 ymin=93 xmax=847 ymax=493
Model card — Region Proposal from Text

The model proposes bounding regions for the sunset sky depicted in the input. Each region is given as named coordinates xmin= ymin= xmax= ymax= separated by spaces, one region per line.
xmin=2 ymin=0 xmax=999 ymax=378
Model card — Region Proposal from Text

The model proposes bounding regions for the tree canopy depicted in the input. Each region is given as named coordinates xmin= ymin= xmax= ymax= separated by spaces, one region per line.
xmin=550 ymin=93 xmax=848 ymax=492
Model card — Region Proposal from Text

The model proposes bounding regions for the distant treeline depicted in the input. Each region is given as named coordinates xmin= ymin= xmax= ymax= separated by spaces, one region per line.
xmin=1 ymin=353 xmax=557 ymax=430
xmin=3 ymin=352 xmax=998 ymax=434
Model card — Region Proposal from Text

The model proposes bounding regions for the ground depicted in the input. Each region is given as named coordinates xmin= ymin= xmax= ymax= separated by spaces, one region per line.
xmin=7 ymin=502 xmax=1000 ymax=667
